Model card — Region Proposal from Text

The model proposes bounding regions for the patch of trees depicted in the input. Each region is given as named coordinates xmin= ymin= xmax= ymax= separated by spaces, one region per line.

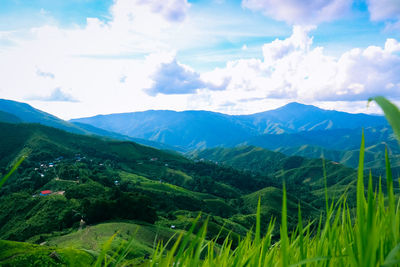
xmin=81 ymin=191 xmax=157 ymax=224
xmin=0 ymin=193 xmax=80 ymax=241
xmin=183 ymin=162 xmax=276 ymax=193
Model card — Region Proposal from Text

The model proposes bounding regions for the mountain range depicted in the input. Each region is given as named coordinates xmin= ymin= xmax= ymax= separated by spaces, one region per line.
xmin=1 ymin=98 xmax=398 ymax=173
xmin=71 ymin=102 xmax=388 ymax=150
xmin=0 ymin=99 xmax=179 ymax=151
xmin=69 ymin=100 xmax=399 ymax=173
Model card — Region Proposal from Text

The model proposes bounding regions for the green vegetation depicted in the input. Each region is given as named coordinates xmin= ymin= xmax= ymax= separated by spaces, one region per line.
xmin=370 ymin=96 xmax=400 ymax=142
xmin=274 ymin=140 xmax=400 ymax=176
xmin=46 ymin=222 xmax=182 ymax=262
xmin=0 ymin=154 xmax=26 ymax=188
xmin=0 ymin=240 xmax=94 ymax=266
xmin=140 ymin=98 xmax=400 ymax=266
xmin=85 ymin=97 xmax=400 ymax=266
xmin=190 ymin=145 xmax=369 ymax=208
xmin=1 ymin=97 xmax=400 ymax=266
xmin=0 ymin=121 xmax=305 ymax=261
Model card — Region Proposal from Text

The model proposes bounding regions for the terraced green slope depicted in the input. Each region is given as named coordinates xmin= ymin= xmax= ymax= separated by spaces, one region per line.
xmin=190 ymin=145 xmax=382 ymax=207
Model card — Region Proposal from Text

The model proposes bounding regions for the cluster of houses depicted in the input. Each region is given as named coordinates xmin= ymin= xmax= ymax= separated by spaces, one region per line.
xmin=30 ymin=155 xmax=127 ymax=199
xmin=32 ymin=156 xmax=73 ymax=198
xmin=35 ymin=162 xmax=54 ymax=171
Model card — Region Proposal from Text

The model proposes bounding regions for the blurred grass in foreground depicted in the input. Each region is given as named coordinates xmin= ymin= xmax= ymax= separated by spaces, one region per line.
xmin=0 ymin=154 xmax=27 ymax=189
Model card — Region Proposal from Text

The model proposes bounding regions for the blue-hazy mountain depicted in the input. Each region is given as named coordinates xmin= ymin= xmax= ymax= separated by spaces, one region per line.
xmin=2 ymin=98 xmax=394 ymax=171
xmin=71 ymin=102 xmax=387 ymax=150
xmin=0 ymin=99 xmax=86 ymax=134
xmin=71 ymin=121 xmax=184 ymax=152
xmin=0 ymin=99 xmax=178 ymax=151
xmin=237 ymin=102 xmax=386 ymax=134
xmin=0 ymin=110 xmax=21 ymax=124
xmin=71 ymin=110 xmax=255 ymax=150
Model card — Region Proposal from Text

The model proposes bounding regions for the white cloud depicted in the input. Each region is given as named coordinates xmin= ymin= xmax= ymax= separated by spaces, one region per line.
xmin=146 ymin=59 xmax=207 ymax=95
xmin=242 ymin=0 xmax=351 ymax=25
xmin=201 ymin=26 xmax=400 ymax=111
xmin=367 ymin=0 xmax=400 ymax=31
xmin=36 ymin=68 xmax=55 ymax=79
xmin=112 ymin=0 xmax=190 ymax=24
xmin=27 ymin=88 xmax=78 ymax=102
xmin=262 ymin=25 xmax=315 ymax=61
xmin=367 ymin=0 xmax=400 ymax=21
xmin=119 ymin=75 xmax=127 ymax=83
xmin=1 ymin=0 xmax=399 ymax=119
xmin=385 ymin=21 xmax=400 ymax=32
xmin=0 ymin=0 xmax=195 ymax=118
xmin=146 ymin=57 xmax=229 ymax=96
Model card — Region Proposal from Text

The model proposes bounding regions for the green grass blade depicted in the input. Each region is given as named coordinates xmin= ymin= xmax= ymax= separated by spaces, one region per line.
xmin=356 ymin=129 xmax=366 ymax=266
xmin=322 ymin=158 xmax=329 ymax=215
xmin=289 ymin=256 xmax=330 ymax=267
xmin=297 ymin=203 xmax=305 ymax=265
xmin=281 ymin=182 xmax=289 ymax=267
xmin=255 ymin=197 xmax=261 ymax=245
xmin=382 ymin=242 xmax=400 ymax=266
xmin=385 ymin=146 xmax=395 ymax=215
xmin=369 ymin=96 xmax=400 ymax=142
xmin=0 ymin=155 xmax=27 ymax=189
xmin=94 ymin=232 xmax=118 ymax=267
xmin=112 ymin=228 xmax=140 ymax=266
xmin=173 ymin=213 xmax=202 ymax=262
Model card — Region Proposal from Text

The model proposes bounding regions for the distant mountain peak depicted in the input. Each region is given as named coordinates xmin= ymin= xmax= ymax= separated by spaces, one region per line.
xmin=284 ymin=101 xmax=306 ymax=106
xmin=278 ymin=102 xmax=320 ymax=111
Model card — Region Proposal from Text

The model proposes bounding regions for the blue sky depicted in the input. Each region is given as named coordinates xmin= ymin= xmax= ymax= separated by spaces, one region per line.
xmin=0 ymin=0 xmax=400 ymax=118
xmin=0 ymin=0 xmax=113 ymax=28
xmin=1 ymin=0 xmax=396 ymax=66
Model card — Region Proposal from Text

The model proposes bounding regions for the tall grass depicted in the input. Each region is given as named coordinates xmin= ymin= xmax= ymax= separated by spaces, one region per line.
xmin=142 ymin=142 xmax=399 ymax=266
xmin=96 ymin=97 xmax=400 ymax=266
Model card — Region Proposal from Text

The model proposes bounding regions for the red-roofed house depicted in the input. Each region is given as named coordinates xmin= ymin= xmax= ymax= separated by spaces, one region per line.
xmin=40 ymin=190 xmax=52 ymax=196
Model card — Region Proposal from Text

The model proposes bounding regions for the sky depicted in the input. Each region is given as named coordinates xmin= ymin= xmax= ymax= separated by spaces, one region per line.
xmin=1 ymin=0 xmax=400 ymax=119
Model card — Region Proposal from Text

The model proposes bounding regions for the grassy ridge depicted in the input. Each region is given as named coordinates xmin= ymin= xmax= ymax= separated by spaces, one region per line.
xmin=0 ymin=240 xmax=95 ymax=266
xmin=47 ymin=222 xmax=181 ymax=260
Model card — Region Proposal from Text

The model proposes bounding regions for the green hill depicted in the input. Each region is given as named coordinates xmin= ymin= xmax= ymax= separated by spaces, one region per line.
xmin=0 ymin=240 xmax=94 ymax=266
xmin=190 ymin=145 xmax=385 ymax=208
xmin=0 ymin=122 xmax=284 ymax=244
xmin=46 ymin=222 xmax=181 ymax=261
xmin=0 ymin=122 xmax=382 ymax=265
xmin=275 ymin=142 xmax=400 ymax=176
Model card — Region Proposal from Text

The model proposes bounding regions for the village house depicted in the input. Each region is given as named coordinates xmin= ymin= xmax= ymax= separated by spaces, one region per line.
xmin=40 ymin=190 xmax=52 ymax=196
